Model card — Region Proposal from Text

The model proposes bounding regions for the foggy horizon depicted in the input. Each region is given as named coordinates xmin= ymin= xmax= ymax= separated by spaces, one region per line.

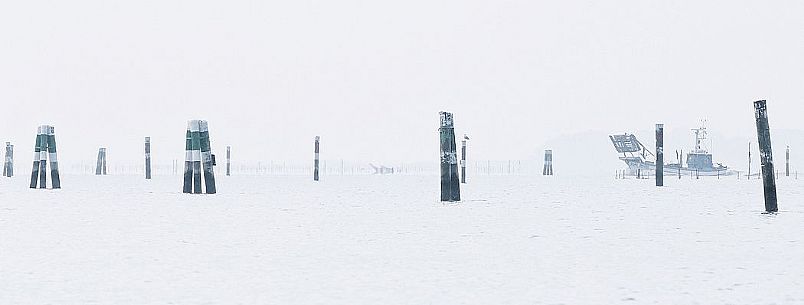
xmin=2 ymin=0 xmax=803 ymax=165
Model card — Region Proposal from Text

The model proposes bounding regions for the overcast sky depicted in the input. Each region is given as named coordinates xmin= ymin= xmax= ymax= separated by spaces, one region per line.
xmin=1 ymin=0 xmax=803 ymax=166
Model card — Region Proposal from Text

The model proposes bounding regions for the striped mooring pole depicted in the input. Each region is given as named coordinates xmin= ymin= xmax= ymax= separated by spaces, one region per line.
xmin=656 ymin=123 xmax=664 ymax=187
xmin=145 ymin=137 xmax=152 ymax=179
xmin=30 ymin=125 xmax=60 ymax=189
xmin=754 ymin=100 xmax=777 ymax=213
xmin=226 ymin=146 xmax=231 ymax=176
xmin=183 ymin=120 xmax=216 ymax=194
xmin=543 ymin=149 xmax=553 ymax=175
xmin=3 ymin=142 xmax=12 ymax=177
xmin=314 ymin=136 xmax=320 ymax=181
xmin=439 ymin=111 xmax=460 ymax=202
xmin=95 ymin=148 xmax=107 ymax=175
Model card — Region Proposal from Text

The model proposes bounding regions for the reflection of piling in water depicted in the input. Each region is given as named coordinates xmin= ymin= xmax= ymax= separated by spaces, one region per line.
xmin=753 ymin=100 xmax=777 ymax=213
xmin=439 ymin=112 xmax=460 ymax=202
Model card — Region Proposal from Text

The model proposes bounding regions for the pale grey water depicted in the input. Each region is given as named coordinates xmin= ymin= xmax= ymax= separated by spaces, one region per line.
xmin=1 ymin=174 xmax=803 ymax=304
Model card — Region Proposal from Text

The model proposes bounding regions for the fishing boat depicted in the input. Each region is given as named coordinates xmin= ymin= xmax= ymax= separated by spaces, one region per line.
xmin=609 ymin=121 xmax=737 ymax=176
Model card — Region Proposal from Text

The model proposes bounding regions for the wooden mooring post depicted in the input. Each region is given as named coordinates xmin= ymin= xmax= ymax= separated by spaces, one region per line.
xmin=754 ymin=100 xmax=778 ymax=213
xmin=656 ymin=124 xmax=664 ymax=186
xmin=3 ymin=142 xmax=12 ymax=177
xmin=461 ymin=135 xmax=468 ymax=183
xmin=543 ymin=150 xmax=553 ymax=176
xmin=145 ymin=137 xmax=152 ymax=179
xmin=786 ymin=146 xmax=790 ymax=177
xmin=226 ymin=146 xmax=231 ymax=176
xmin=439 ymin=112 xmax=460 ymax=202
xmin=95 ymin=148 xmax=107 ymax=175
xmin=314 ymin=136 xmax=320 ymax=181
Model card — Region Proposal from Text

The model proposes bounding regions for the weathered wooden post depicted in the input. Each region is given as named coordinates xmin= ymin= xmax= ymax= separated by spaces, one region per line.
xmin=145 ymin=137 xmax=152 ymax=179
xmin=460 ymin=135 xmax=467 ymax=183
xmin=29 ymin=125 xmax=60 ymax=189
xmin=543 ymin=150 xmax=553 ymax=175
xmin=656 ymin=124 xmax=664 ymax=186
xmin=226 ymin=146 xmax=231 ymax=176
xmin=30 ymin=126 xmax=44 ymax=188
xmin=314 ymin=136 xmax=320 ymax=181
xmin=46 ymin=126 xmax=60 ymax=188
xmin=183 ymin=122 xmax=194 ymax=193
xmin=786 ymin=146 xmax=790 ymax=177
xmin=190 ymin=121 xmax=203 ymax=193
xmin=95 ymin=148 xmax=107 ymax=175
xmin=199 ymin=120 xmax=216 ymax=194
xmin=439 ymin=111 xmax=460 ymax=202
xmin=754 ymin=100 xmax=778 ymax=213
xmin=748 ymin=142 xmax=752 ymax=180
xmin=3 ymin=142 xmax=12 ymax=177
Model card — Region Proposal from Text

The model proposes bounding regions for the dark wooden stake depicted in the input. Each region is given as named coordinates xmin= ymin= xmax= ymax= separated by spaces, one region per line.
xmin=754 ymin=100 xmax=778 ymax=213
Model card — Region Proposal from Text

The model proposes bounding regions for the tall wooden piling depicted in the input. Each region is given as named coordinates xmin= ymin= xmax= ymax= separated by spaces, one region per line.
xmin=183 ymin=123 xmax=194 ymax=193
xmin=190 ymin=121 xmax=203 ymax=193
xmin=29 ymin=125 xmax=60 ymax=189
xmin=145 ymin=137 xmax=152 ymax=179
xmin=748 ymin=142 xmax=752 ymax=180
xmin=656 ymin=124 xmax=664 ymax=187
xmin=3 ymin=142 xmax=12 ymax=177
xmin=30 ymin=126 xmax=44 ymax=188
xmin=46 ymin=126 xmax=60 ymax=188
xmin=439 ymin=112 xmax=460 ymax=202
xmin=754 ymin=100 xmax=778 ymax=213
xmin=226 ymin=146 xmax=231 ymax=176
xmin=96 ymin=148 xmax=107 ymax=175
xmin=199 ymin=120 xmax=216 ymax=194
xmin=314 ymin=136 xmax=320 ymax=181
xmin=460 ymin=135 xmax=467 ymax=183
xmin=786 ymin=146 xmax=790 ymax=177
xmin=543 ymin=150 xmax=553 ymax=175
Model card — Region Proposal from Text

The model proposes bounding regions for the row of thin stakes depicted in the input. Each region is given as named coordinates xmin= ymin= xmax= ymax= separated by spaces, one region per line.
xmin=651 ymin=100 xmax=778 ymax=213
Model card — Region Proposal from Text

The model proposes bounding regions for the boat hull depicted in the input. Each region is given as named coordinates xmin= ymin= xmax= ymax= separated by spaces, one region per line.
xmin=620 ymin=157 xmax=736 ymax=177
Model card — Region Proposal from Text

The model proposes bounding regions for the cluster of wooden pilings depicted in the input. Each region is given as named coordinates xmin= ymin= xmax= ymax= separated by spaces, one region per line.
xmin=183 ymin=120 xmax=217 ymax=194
xmin=30 ymin=125 xmax=60 ymax=189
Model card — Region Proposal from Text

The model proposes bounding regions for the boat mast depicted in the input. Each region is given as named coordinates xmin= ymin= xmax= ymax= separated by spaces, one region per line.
xmin=691 ymin=119 xmax=708 ymax=154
